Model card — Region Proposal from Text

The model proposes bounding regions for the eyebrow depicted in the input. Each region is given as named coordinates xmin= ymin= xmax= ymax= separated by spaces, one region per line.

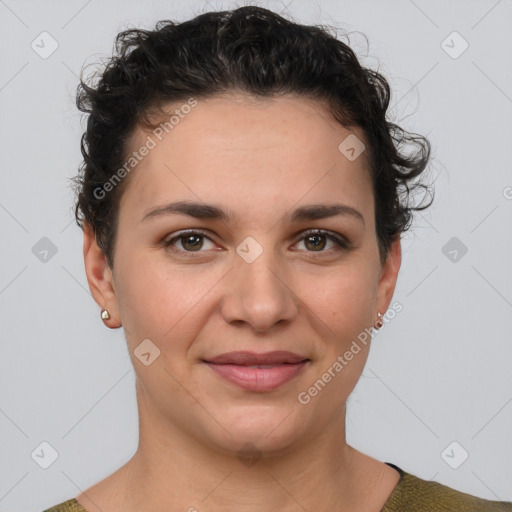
xmin=141 ymin=200 xmax=365 ymax=226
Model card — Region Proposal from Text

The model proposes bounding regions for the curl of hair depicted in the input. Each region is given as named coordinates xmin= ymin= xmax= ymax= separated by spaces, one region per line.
xmin=72 ymin=5 xmax=434 ymax=268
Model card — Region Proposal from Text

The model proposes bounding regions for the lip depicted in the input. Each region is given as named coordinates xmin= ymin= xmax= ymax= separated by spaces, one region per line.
xmin=203 ymin=350 xmax=308 ymax=365
xmin=203 ymin=351 xmax=310 ymax=392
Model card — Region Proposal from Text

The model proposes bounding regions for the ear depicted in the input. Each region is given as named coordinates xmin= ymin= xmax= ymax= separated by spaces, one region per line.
xmin=83 ymin=223 xmax=122 ymax=328
xmin=375 ymin=235 xmax=402 ymax=318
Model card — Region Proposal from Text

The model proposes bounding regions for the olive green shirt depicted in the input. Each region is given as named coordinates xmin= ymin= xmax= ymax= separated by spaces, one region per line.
xmin=42 ymin=463 xmax=512 ymax=511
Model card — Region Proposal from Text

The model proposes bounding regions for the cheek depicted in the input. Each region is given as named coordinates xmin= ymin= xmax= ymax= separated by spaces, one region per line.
xmin=113 ymin=251 xmax=171 ymax=346
xmin=114 ymin=250 xmax=224 ymax=348
xmin=302 ymin=271 xmax=375 ymax=404
xmin=299 ymin=261 xmax=377 ymax=328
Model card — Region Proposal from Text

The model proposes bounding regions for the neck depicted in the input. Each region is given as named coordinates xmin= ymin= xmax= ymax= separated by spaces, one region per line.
xmin=77 ymin=385 xmax=396 ymax=512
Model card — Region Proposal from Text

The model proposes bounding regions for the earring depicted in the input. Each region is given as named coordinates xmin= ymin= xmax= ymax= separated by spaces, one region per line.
xmin=101 ymin=309 xmax=111 ymax=321
xmin=374 ymin=312 xmax=383 ymax=330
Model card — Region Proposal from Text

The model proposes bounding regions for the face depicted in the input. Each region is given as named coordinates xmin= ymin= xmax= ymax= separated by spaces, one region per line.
xmin=84 ymin=93 xmax=401 ymax=455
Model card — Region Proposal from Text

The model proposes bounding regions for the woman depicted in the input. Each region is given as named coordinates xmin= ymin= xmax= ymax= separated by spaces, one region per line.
xmin=44 ymin=6 xmax=512 ymax=512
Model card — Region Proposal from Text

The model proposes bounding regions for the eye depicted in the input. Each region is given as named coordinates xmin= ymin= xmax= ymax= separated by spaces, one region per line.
xmin=164 ymin=230 xmax=217 ymax=256
xmin=163 ymin=229 xmax=350 ymax=258
xmin=293 ymin=229 xmax=349 ymax=255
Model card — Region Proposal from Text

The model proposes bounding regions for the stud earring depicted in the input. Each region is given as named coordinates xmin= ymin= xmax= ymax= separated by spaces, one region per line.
xmin=374 ymin=312 xmax=383 ymax=330
xmin=101 ymin=309 xmax=111 ymax=321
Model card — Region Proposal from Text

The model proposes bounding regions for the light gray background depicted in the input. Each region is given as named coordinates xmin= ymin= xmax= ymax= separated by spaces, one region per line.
xmin=1 ymin=0 xmax=511 ymax=510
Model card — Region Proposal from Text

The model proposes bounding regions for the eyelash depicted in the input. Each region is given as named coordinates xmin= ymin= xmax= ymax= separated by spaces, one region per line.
xmin=163 ymin=229 xmax=350 ymax=258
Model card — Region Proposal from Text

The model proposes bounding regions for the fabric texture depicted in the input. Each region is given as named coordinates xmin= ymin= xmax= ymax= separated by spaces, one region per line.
xmin=42 ymin=462 xmax=512 ymax=511
xmin=380 ymin=463 xmax=512 ymax=511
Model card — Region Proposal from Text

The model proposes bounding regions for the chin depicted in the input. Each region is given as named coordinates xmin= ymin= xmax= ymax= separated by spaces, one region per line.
xmin=201 ymin=403 xmax=307 ymax=457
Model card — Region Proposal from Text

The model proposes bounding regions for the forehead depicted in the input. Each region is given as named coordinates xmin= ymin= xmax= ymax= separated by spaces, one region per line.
xmin=119 ymin=94 xmax=374 ymax=227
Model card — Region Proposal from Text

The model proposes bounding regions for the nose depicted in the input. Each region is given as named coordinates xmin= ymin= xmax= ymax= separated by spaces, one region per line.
xmin=220 ymin=245 xmax=299 ymax=333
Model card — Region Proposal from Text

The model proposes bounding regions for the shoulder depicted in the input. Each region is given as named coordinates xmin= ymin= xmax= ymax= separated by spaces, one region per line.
xmin=42 ymin=498 xmax=87 ymax=512
xmin=382 ymin=464 xmax=512 ymax=512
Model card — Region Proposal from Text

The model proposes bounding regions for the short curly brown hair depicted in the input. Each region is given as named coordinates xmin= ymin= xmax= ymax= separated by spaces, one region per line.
xmin=72 ymin=5 xmax=434 ymax=268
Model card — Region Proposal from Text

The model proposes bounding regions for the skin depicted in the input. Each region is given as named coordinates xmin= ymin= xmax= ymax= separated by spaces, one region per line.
xmin=79 ymin=93 xmax=402 ymax=512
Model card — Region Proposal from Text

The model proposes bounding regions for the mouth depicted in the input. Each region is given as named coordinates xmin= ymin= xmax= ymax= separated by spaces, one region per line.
xmin=202 ymin=351 xmax=311 ymax=392
xmin=203 ymin=350 xmax=308 ymax=365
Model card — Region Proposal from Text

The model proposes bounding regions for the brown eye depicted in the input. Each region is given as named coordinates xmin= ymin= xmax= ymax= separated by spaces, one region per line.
xmin=304 ymin=233 xmax=327 ymax=251
xmin=180 ymin=234 xmax=204 ymax=251
xmin=164 ymin=230 xmax=216 ymax=255
xmin=295 ymin=229 xmax=349 ymax=254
